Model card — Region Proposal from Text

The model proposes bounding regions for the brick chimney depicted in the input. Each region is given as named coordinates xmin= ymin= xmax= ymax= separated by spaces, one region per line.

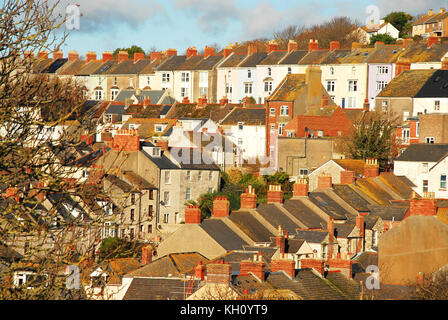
xmin=117 ymin=51 xmax=129 ymax=63
xmin=186 ymin=47 xmax=198 ymax=58
xmin=267 ymin=184 xmax=283 ymax=204
xmin=204 ymin=46 xmax=215 ymax=58
xmin=270 ymin=258 xmax=295 ymax=278
xmin=240 ymin=253 xmax=265 ymax=281
xmin=198 ymin=95 xmax=207 ymax=107
xmin=206 ymin=260 xmax=231 ymax=284
xmin=38 ymin=50 xmax=48 ymax=60
xmin=86 ymin=51 xmax=97 ymax=62
xmin=134 ymin=52 xmax=145 ymax=63
xmin=240 ymin=185 xmax=257 ymax=209
xmin=308 ymin=39 xmax=319 ymax=52
xmin=266 ymin=40 xmax=278 ymax=54
xmin=356 ymin=215 xmax=365 ymax=253
xmin=223 ymin=46 xmax=233 ymax=58
xmin=300 ymin=258 xmax=325 ymax=275
xmin=395 ymin=58 xmax=411 ymax=76
xmin=150 ymin=51 xmax=162 ymax=62
xmin=112 ymin=129 xmax=140 ymax=152
xmin=67 ymin=50 xmax=78 ymax=61
xmin=185 ymin=205 xmax=201 ymax=224
xmin=408 ymin=192 xmax=437 ymax=216
xmin=103 ymin=51 xmax=114 ymax=62
xmin=317 ymin=173 xmax=332 ymax=189
xmin=220 ymin=96 xmax=229 ymax=105
xmin=143 ymin=95 xmax=151 ymax=107
xmin=212 ymin=196 xmax=230 ymax=218
xmin=364 ymin=158 xmax=379 ymax=178
xmin=275 ymin=225 xmax=286 ymax=254
xmin=141 ymin=245 xmax=153 ymax=264
xmin=340 ymin=169 xmax=355 ymax=184
xmin=288 ymin=40 xmax=298 ymax=53
xmin=166 ymin=48 xmax=177 ymax=57
xmin=329 ymin=41 xmax=340 ymax=51
xmin=427 ymin=36 xmax=439 ymax=48
xmin=53 ymin=50 xmax=63 ymax=60
xmin=442 ymin=58 xmax=448 ymax=70
xmin=247 ymin=43 xmax=257 ymax=56
xmin=293 ymin=178 xmax=308 ymax=197
xmin=156 ymin=140 xmax=169 ymax=151
xmin=194 ymin=261 xmax=206 ymax=280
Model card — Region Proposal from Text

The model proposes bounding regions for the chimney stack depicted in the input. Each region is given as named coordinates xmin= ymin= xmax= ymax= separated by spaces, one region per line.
xmin=442 ymin=58 xmax=448 ymax=70
xmin=134 ymin=52 xmax=145 ymax=63
xmin=67 ymin=50 xmax=79 ymax=61
xmin=212 ymin=196 xmax=230 ymax=218
xmin=288 ymin=40 xmax=298 ymax=53
xmin=185 ymin=205 xmax=201 ymax=224
xmin=223 ymin=46 xmax=233 ymax=58
xmin=102 ymin=51 xmax=114 ymax=62
xmin=220 ymin=96 xmax=229 ymax=106
xmin=317 ymin=173 xmax=332 ymax=189
xmin=308 ymin=39 xmax=319 ymax=52
xmin=266 ymin=40 xmax=278 ymax=54
xmin=117 ymin=51 xmax=129 ymax=63
xmin=182 ymin=97 xmax=190 ymax=104
xmin=141 ymin=245 xmax=153 ymax=264
xmin=198 ymin=95 xmax=207 ymax=107
xmin=409 ymin=192 xmax=437 ymax=216
xmin=247 ymin=43 xmax=257 ymax=56
xmin=166 ymin=48 xmax=177 ymax=58
xmin=206 ymin=260 xmax=231 ymax=284
xmin=356 ymin=215 xmax=365 ymax=253
xmin=150 ymin=51 xmax=162 ymax=62
xmin=275 ymin=225 xmax=286 ymax=254
xmin=270 ymin=257 xmax=295 ymax=279
xmin=363 ymin=98 xmax=370 ymax=111
xmin=321 ymin=95 xmax=328 ymax=107
xmin=340 ymin=169 xmax=356 ymax=184
xmin=267 ymin=184 xmax=283 ymax=204
xmin=329 ymin=41 xmax=340 ymax=51
xmin=293 ymin=179 xmax=309 ymax=197
xmin=327 ymin=217 xmax=335 ymax=258
xmin=186 ymin=46 xmax=198 ymax=58
xmin=204 ymin=46 xmax=215 ymax=58
xmin=240 ymin=253 xmax=265 ymax=281
xmin=86 ymin=51 xmax=97 ymax=62
xmin=38 ymin=50 xmax=48 ymax=60
xmin=52 ymin=50 xmax=63 ymax=60
xmin=364 ymin=158 xmax=379 ymax=178
xmin=112 ymin=129 xmax=140 ymax=152
xmin=427 ymin=36 xmax=439 ymax=48
xmin=194 ymin=261 xmax=206 ymax=280
xmin=240 ymin=185 xmax=257 ymax=209
xmin=395 ymin=57 xmax=411 ymax=76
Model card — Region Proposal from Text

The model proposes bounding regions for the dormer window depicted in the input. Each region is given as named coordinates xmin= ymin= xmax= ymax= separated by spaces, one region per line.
xmin=152 ymin=147 xmax=161 ymax=157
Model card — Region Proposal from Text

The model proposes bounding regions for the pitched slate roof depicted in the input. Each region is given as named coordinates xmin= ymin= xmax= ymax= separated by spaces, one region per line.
xmin=219 ymin=53 xmax=247 ymax=68
xmin=75 ymin=60 xmax=105 ymax=75
xmin=228 ymin=211 xmax=274 ymax=243
xmin=395 ymin=143 xmax=448 ymax=162
xmin=283 ymin=199 xmax=327 ymax=228
xmin=332 ymin=185 xmax=371 ymax=213
xmin=210 ymin=249 xmax=275 ymax=273
xmin=165 ymin=103 xmax=235 ymax=122
xmin=268 ymin=74 xmax=307 ymax=101
xmin=194 ymin=55 xmax=225 ymax=70
xmin=124 ymin=104 xmax=172 ymax=118
xmin=279 ymin=50 xmax=309 ymax=65
xmin=399 ymin=43 xmax=448 ymax=63
xmin=91 ymin=60 xmax=117 ymax=75
xmin=334 ymin=223 xmax=356 ymax=238
xmin=200 ymin=219 xmax=249 ymax=250
xmin=56 ymin=59 xmax=88 ymax=75
xmin=239 ymin=52 xmax=268 ymax=67
xmin=176 ymin=55 xmax=204 ymax=70
xmin=295 ymin=229 xmax=328 ymax=243
xmin=377 ymin=69 xmax=436 ymax=97
xmin=424 ymin=11 xmax=448 ymax=24
xmin=258 ymin=51 xmax=288 ymax=65
xmin=308 ymin=192 xmax=350 ymax=220
xmin=141 ymin=150 xmax=179 ymax=169
xmin=122 ymin=277 xmax=201 ymax=300
xmin=341 ymin=48 xmax=374 ymax=64
xmin=156 ymin=55 xmax=187 ymax=71
xmin=104 ymin=174 xmax=133 ymax=193
xmin=104 ymin=59 xmax=152 ymax=75
xmin=320 ymin=49 xmax=351 ymax=64
xmin=377 ymin=172 xmax=415 ymax=200
xmin=366 ymin=45 xmax=403 ymax=63
xmin=414 ymin=70 xmax=448 ymax=98
xmin=31 ymin=58 xmax=53 ymax=73
xmin=41 ymin=58 xmax=68 ymax=73
xmin=367 ymin=205 xmax=408 ymax=221
xmin=220 ymin=107 xmax=265 ymax=125
xmin=298 ymin=50 xmax=331 ymax=65
xmin=353 ymin=178 xmax=396 ymax=205
xmin=255 ymin=204 xmax=303 ymax=233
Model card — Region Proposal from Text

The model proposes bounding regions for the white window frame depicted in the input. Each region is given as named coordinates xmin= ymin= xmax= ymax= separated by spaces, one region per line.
xmin=181 ymin=72 xmax=190 ymax=82
xmin=280 ymin=105 xmax=289 ymax=116
xmin=264 ymin=81 xmax=272 ymax=92
xmin=348 ymin=80 xmax=358 ymax=92
xmin=326 ymin=80 xmax=335 ymax=92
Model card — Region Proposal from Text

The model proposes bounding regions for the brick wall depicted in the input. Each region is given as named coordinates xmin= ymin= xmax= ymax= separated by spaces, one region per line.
xmin=240 ymin=255 xmax=265 ymax=280
xmin=240 ymin=185 xmax=257 ymax=209
xmin=267 ymin=185 xmax=283 ymax=204
xmin=113 ymin=130 xmax=140 ymax=152
xmin=185 ymin=205 xmax=201 ymax=224
xmin=340 ymin=170 xmax=355 ymax=184
xmin=293 ymin=179 xmax=308 ymax=197
xmin=206 ymin=261 xmax=231 ymax=284
xmin=141 ymin=245 xmax=153 ymax=264
xmin=300 ymin=258 xmax=325 ymax=275
xmin=408 ymin=194 xmax=437 ymax=217
xmin=364 ymin=158 xmax=379 ymax=178
xmin=317 ymin=173 xmax=332 ymax=189
xmin=271 ymin=258 xmax=296 ymax=278
xmin=212 ymin=196 xmax=230 ymax=218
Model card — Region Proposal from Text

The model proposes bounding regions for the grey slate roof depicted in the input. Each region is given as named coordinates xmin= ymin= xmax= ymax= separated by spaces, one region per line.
xmin=200 ymin=219 xmax=249 ymax=251
xmin=239 ymin=52 xmax=268 ymax=67
xmin=279 ymin=50 xmax=309 ymax=65
xmin=334 ymin=223 xmax=356 ymax=238
xmin=228 ymin=211 xmax=274 ymax=243
xmin=367 ymin=205 xmax=408 ymax=221
xmin=283 ymin=199 xmax=327 ymax=229
xmin=141 ymin=150 xmax=179 ymax=170
xmin=194 ymin=55 xmax=225 ymax=70
xmin=332 ymin=185 xmax=371 ymax=213
xmin=415 ymin=70 xmax=448 ymax=98
xmin=295 ymin=229 xmax=328 ymax=244
xmin=308 ymin=192 xmax=350 ymax=220
xmin=156 ymin=55 xmax=187 ymax=71
xmin=255 ymin=204 xmax=303 ymax=233
xmin=114 ymin=89 xmax=166 ymax=104
xmin=395 ymin=143 xmax=448 ymax=162
xmin=122 ymin=277 xmax=200 ymax=300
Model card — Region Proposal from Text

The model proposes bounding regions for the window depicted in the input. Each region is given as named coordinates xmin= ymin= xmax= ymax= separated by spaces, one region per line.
xmin=209 ymin=171 xmax=213 ymax=180
xmin=186 ymin=171 xmax=191 ymax=180
xmin=269 ymin=108 xmax=275 ymax=116
xmin=110 ymin=89 xmax=119 ymax=101
xmin=162 ymin=73 xmax=170 ymax=82
xmin=181 ymin=72 xmax=189 ymax=82
xmin=435 ymin=100 xmax=440 ymax=111
xmin=238 ymin=122 xmax=244 ymax=130
xmin=199 ymin=87 xmax=207 ymax=96
xmin=163 ymin=192 xmax=170 ymax=206
xmin=247 ymin=69 xmax=251 ymax=78
xmin=280 ymin=105 xmax=289 ymax=116
xmin=95 ymin=90 xmax=102 ymax=100
xmin=376 ymin=81 xmax=387 ymax=91
xmin=113 ymin=77 xmax=117 ymax=85
xmin=264 ymin=81 xmax=272 ymax=92
xmin=426 ymin=137 xmax=435 ymax=144
xmin=238 ymin=138 xmax=243 ymax=145
xmin=181 ymin=87 xmax=187 ymax=97
xmin=372 ymin=230 xmax=378 ymax=247
xmin=130 ymin=209 xmax=135 ymax=221
xmin=163 ymin=213 xmax=169 ymax=224
xmin=330 ymin=67 xmax=334 ymax=75
xmin=148 ymin=205 xmax=153 ymax=217
xmin=165 ymin=171 xmax=171 ymax=184
xmin=423 ymin=180 xmax=429 ymax=193
xmin=326 ymin=80 xmax=335 ymax=92
xmin=131 ymin=193 xmax=135 ymax=205
xmin=441 ymin=175 xmax=447 ymax=189
xmin=347 ymin=97 xmax=356 ymax=108
xmin=155 ymin=125 xmax=164 ymax=133
xmin=270 ymin=124 xmax=276 ymax=132
xmin=402 ymin=128 xmax=410 ymax=144
xmin=244 ymin=83 xmax=253 ymax=94
xmin=186 ymin=187 xmax=191 ymax=200
xmin=286 ymin=131 xmax=294 ymax=137
xmin=198 ymin=171 xmax=202 ymax=181
xmin=299 ymin=168 xmax=308 ymax=176
xmin=288 ymin=67 xmax=292 ymax=74
xmin=348 ymin=80 xmax=357 ymax=92
xmin=130 ymin=228 xmax=134 ymax=240
xmin=268 ymin=67 xmax=271 ymax=76
xmin=226 ymin=84 xmax=232 ymax=94
xmin=148 ymin=225 xmax=152 ymax=233
xmin=382 ymin=100 xmax=389 ymax=112
xmin=377 ymin=66 xmax=389 ymax=74
xmin=147 ymin=77 xmax=150 ymax=85
xmin=199 ymin=72 xmax=207 ymax=83
xmin=278 ymin=123 xmax=286 ymax=135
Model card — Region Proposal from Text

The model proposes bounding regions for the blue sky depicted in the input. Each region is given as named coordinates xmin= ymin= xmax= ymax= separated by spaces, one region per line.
xmin=57 ymin=0 xmax=446 ymax=56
